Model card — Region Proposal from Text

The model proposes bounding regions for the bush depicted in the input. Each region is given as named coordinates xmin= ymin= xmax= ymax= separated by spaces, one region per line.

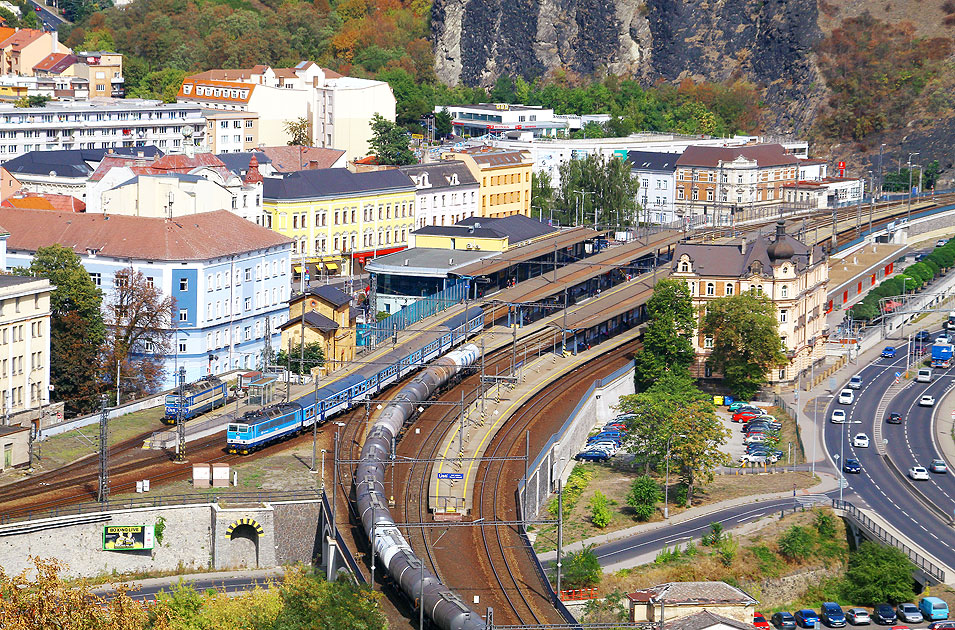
xmin=814 ymin=510 xmax=837 ymax=538
xmin=548 ymin=465 xmax=593 ymax=518
xmin=589 ymin=491 xmax=612 ymax=528
xmin=777 ymin=525 xmax=816 ymax=560
xmin=842 ymin=541 xmax=916 ymax=605
xmin=673 ymin=484 xmax=688 ymax=507
xmin=749 ymin=544 xmax=784 ymax=578
xmin=562 ymin=545 xmax=602 ymax=589
xmin=626 ymin=475 xmax=661 ymax=521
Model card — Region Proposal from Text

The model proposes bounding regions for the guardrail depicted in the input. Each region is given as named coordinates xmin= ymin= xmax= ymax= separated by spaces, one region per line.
xmin=833 ymin=499 xmax=946 ymax=583
xmin=319 ymin=489 xmax=365 ymax=584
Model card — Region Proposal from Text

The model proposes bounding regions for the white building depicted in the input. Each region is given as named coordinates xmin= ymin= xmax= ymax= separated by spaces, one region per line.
xmin=783 ymin=178 xmax=865 ymax=209
xmin=399 ymin=160 xmax=479 ymax=229
xmin=627 ymin=150 xmax=679 ymax=225
xmin=436 ymin=103 xmax=563 ymax=138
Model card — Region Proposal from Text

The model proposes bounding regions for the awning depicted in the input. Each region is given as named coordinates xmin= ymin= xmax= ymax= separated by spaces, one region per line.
xmin=325 ymin=262 xmax=339 ymax=271
xmin=293 ymin=265 xmax=303 ymax=274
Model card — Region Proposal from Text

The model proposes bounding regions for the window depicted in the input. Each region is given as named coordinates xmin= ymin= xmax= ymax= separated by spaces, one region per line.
xmin=146 ymin=276 xmax=155 ymax=288
xmin=144 ymin=340 xmax=155 ymax=353
xmin=245 ymin=268 xmax=252 ymax=281
xmin=207 ymin=274 xmax=214 ymax=290
xmin=706 ymin=189 xmax=713 ymax=201
xmin=677 ymin=189 xmax=685 ymax=200
xmin=781 ymin=285 xmax=789 ymax=298
xmin=691 ymin=189 xmax=699 ymax=201
xmin=704 ymin=365 xmax=713 ymax=378
xmin=679 ymin=261 xmax=690 ymax=273
xmin=179 ymin=309 xmax=188 ymax=321
xmin=179 ymin=341 xmax=187 ymax=353
xmin=704 ymin=336 xmax=714 ymax=349
xmin=779 ymin=309 xmax=788 ymax=323
xmin=725 ymin=283 xmax=734 ymax=296
xmin=244 ymin=297 xmax=252 ymax=311
xmin=244 ymin=327 xmax=252 ymax=341
xmin=706 ymin=282 xmax=715 ymax=296
xmin=89 ymin=272 xmax=102 ymax=287
xmin=778 ymin=369 xmax=787 ymax=380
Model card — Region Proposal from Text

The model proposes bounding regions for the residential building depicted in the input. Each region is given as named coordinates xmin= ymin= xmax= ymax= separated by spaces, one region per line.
xmin=204 ymin=110 xmax=259 ymax=154
xmin=0 ymin=274 xmax=53 ymax=419
xmin=441 ymin=146 xmax=532 ymax=219
xmin=177 ymin=61 xmax=396 ymax=160
xmin=263 ymin=168 xmax=416 ymax=276
xmin=674 ymin=144 xmax=799 ymax=226
xmin=1 ymin=208 xmax=293 ymax=386
xmin=400 ymin=160 xmax=479 ymax=228
xmin=258 ymin=145 xmax=346 ymax=172
xmin=436 ymin=103 xmax=564 ymax=138
xmin=783 ymin=177 xmax=865 ymax=209
xmin=627 ymin=151 xmax=679 ymax=225
xmin=0 ymin=99 xmax=203 ymax=162
xmin=68 ymin=51 xmax=124 ymax=98
xmin=626 ymin=582 xmax=757 ymax=625
xmin=670 ymin=221 xmax=829 ymax=386
xmin=0 ymin=29 xmax=68 ymax=76
xmin=278 ymin=285 xmax=355 ymax=374
xmin=0 ymin=72 xmax=89 ymax=100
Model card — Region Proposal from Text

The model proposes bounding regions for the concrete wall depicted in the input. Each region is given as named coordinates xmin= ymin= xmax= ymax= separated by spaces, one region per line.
xmin=272 ymin=501 xmax=322 ymax=566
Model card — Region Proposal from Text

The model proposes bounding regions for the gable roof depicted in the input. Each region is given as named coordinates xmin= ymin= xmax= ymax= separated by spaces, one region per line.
xmin=1 ymin=28 xmax=45 ymax=51
xmin=151 ymin=153 xmax=226 ymax=172
xmin=307 ymin=284 xmax=350 ymax=308
xmin=177 ymin=78 xmax=254 ymax=103
xmin=627 ymin=151 xmax=681 ymax=172
xmin=1 ymin=193 xmax=85 ymax=212
xmin=263 ymin=168 xmax=414 ymax=200
xmin=665 ymin=611 xmax=756 ymax=630
xmin=452 ymin=147 xmax=531 ymax=167
xmin=2 ymin=147 xmax=164 ymax=178
xmin=258 ymin=146 xmax=345 ymax=172
xmin=278 ymin=311 xmax=339 ymax=332
xmin=0 ymin=208 xmax=291 ymax=261
xmin=627 ymin=582 xmax=757 ymax=606
xmin=456 ymin=215 xmax=556 ymax=244
xmin=33 ymin=52 xmax=75 ymax=74
xmin=400 ymin=160 xmax=478 ymax=190
xmin=676 ymin=144 xmax=798 ymax=169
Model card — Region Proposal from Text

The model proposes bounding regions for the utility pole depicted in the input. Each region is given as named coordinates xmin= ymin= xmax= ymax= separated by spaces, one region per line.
xmin=97 ymin=394 xmax=109 ymax=503
xmin=311 ymin=377 xmax=319 ymax=473
xmin=555 ymin=477 xmax=563 ymax=596
xmin=176 ymin=367 xmax=186 ymax=462
xmin=299 ymin=251 xmax=307 ymax=384
xmin=907 ymin=152 xmax=919 ymax=222
xmin=285 ymin=336 xmax=292 ymax=402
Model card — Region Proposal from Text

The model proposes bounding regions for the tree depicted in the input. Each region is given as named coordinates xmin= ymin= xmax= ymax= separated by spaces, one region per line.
xmin=633 ymin=278 xmax=696 ymax=390
xmin=589 ymin=490 xmax=612 ymax=528
xmin=626 ymin=475 xmax=661 ymax=521
xmin=777 ymin=525 xmax=815 ymax=560
xmin=13 ymin=95 xmax=51 ymax=108
xmin=0 ymin=6 xmax=19 ymax=27
xmin=20 ymin=8 xmax=40 ymax=29
xmin=702 ymin=290 xmax=787 ymax=399
xmin=553 ymin=153 xmax=639 ymax=228
xmin=531 ymin=170 xmax=554 ymax=223
xmin=367 ymin=113 xmax=416 ymax=166
xmin=21 ymin=245 xmax=105 ymax=416
xmin=561 ymin=545 xmax=602 ymax=589
xmin=102 ymin=267 xmax=175 ymax=402
xmin=285 ymin=117 xmax=311 ymax=146
xmin=668 ymin=400 xmax=730 ymax=505
xmin=842 ymin=541 xmax=916 ymax=605
xmin=276 ymin=341 xmax=326 ymax=376
xmin=271 ymin=566 xmax=387 ymax=630
xmin=433 ymin=109 xmax=453 ymax=138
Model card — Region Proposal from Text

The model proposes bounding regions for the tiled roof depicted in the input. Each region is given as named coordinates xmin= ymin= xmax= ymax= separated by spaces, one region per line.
xmin=664 ymin=611 xmax=755 ymax=630
xmin=677 ymin=144 xmax=798 ymax=169
xmin=1 ymin=28 xmax=45 ymax=51
xmin=0 ymin=27 xmax=14 ymax=43
xmin=0 ymin=208 xmax=292 ymax=261
xmin=89 ymin=154 xmax=159 ymax=181
xmin=278 ymin=311 xmax=339 ymax=332
xmin=453 ymin=148 xmax=531 ymax=167
xmin=264 ymin=168 xmax=414 ymax=200
xmin=177 ymin=78 xmax=254 ymax=103
xmin=259 ymin=146 xmax=344 ymax=172
xmin=1 ymin=193 xmax=85 ymax=212
xmin=627 ymin=150 xmax=681 ymax=172
xmin=150 ymin=153 xmax=227 ymax=172
xmin=33 ymin=52 xmax=75 ymax=74
xmin=400 ymin=160 xmax=478 ymax=190
xmin=673 ymin=221 xmax=819 ymax=276
xmin=627 ymin=582 xmax=757 ymax=606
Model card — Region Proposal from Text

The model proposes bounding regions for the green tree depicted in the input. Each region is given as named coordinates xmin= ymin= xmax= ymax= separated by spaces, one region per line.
xmin=777 ymin=525 xmax=815 ymax=560
xmin=561 ymin=545 xmax=602 ymax=589
xmin=531 ymin=170 xmax=554 ymax=222
xmin=285 ymin=117 xmax=311 ymax=146
xmin=20 ymin=8 xmax=39 ymax=29
xmin=633 ymin=278 xmax=695 ymax=390
xmin=434 ymin=108 xmax=453 ymax=138
xmin=842 ymin=541 xmax=916 ymax=605
xmin=554 ymin=153 xmax=639 ymax=228
xmin=13 ymin=95 xmax=51 ymax=108
xmin=271 ymin=567 xmax=387 ymax=630
xmin=276 ymin=341 xmax=326 ymax=376
xmin=127 ymin=68 xmax=186 ymax=103
xmin=589 ymin=490 xmax=612 ymax=528
xmin=702 ymin=290 xmax=787 ymax=399
xmin=0 ymin=6 xmax=19 ymax=27
xmin=626 ymin=475 xmax=661 ymax=521
xmin=669 ymin=400 xmax=730 ymax=505
xmin=368 ymin=113 xmax=415 ymax=166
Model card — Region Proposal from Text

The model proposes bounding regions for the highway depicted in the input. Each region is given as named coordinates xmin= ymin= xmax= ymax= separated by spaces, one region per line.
xmin=822 ymin=331 xmax=955 ymax=569
xmin=27 ymin=0 xmax=65 ymax=31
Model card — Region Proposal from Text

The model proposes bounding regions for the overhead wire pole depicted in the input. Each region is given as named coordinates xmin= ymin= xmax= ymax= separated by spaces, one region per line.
xmin=97 ymin=394 xmax=109 ymax=503
xmin=176 ymin=366 xmax=186 ymax=462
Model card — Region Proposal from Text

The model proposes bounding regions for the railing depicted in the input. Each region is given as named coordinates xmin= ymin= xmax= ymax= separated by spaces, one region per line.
xmin=359 ymin=279 xmax=468 ymax=347
xmin=320 ymin=489 xmax=365 ymax=584
xmin=833 ymin=499 xmax=946 ymax=583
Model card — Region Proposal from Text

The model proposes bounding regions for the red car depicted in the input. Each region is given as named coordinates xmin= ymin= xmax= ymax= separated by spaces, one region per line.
xmin=754 ymin=613 xmax=770 ymax=630
xmin=732 ymin=411 xmax=762 ymax=423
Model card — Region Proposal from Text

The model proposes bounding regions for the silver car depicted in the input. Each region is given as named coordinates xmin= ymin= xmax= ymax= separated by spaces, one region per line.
xmin=897 ymin=603 xmax=923 ymax=624
xmin=845 ymin=608 xmax=870 ymax=625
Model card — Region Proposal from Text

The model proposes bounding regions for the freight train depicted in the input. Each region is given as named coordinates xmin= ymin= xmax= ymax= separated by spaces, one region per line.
xmin=163 ymin=375 xmax=228 ymax=424
xmin=225 ymin=306 xmax=484 ymax=455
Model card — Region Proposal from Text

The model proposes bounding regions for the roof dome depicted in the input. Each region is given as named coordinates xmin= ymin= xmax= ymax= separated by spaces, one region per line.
xmin=768 ymin=220 xmax=795 ymax=260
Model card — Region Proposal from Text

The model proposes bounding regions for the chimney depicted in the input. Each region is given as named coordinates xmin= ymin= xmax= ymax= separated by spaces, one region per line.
xmin=775 ymin=220 xmax=786 ymax=241
xmin=740 ymin=237 xmax=747 ymax=254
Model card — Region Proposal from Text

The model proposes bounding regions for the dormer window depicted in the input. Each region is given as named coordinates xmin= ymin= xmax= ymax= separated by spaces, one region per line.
xmin=419 ymin=173 xmax=431 ymax=189
xmin=449 ymin=173 xmax=459 ymax=185
xmin=183 ymin=84 xmax=192 ymax=94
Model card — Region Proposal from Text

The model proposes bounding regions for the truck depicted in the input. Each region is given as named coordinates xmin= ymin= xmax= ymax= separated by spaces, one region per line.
xmin=931 ymin=340 xmax=953 ymax=368
xmin=947 ymin=311 xmax=955 ymax=330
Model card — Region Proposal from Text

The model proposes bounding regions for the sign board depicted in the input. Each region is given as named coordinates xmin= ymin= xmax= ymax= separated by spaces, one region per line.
xmin=437 ymin=472 xmax=464 ymax=480
xmin=411 ymin=133 xmax=424 ymax=140
xmin=103 ymin=525 xmax=155 ymax=551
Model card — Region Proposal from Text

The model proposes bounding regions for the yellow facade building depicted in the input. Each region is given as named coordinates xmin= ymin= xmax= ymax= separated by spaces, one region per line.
xmin=278 ymin=285 xmax=355 ymax=374
xmin=442 ymin=147 xmax=533 ymax=219
xmin=263 ymin=168 xmax=416 ymax=276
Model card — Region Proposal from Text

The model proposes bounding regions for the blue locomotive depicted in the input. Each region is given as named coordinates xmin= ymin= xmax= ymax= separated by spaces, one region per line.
xmin=226 ymin=306 xmax=483 ymax=454
xmin=163 ymin=375 xmax=228 ymax=425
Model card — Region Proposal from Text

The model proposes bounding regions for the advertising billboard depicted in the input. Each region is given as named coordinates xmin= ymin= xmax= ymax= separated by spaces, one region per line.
xmin=103 ymin=525 xmax=155 ymax=551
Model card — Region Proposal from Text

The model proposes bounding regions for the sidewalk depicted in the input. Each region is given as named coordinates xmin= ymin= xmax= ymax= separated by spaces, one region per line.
xmin=90 ymin=567 xmax=285 ymax=596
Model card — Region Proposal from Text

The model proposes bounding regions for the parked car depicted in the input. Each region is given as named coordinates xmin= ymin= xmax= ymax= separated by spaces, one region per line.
xmin=589 ymin=442 xmax=619 ymax=455
xmin=848 ymin=375 xmax=863 ymax=389
xmin=832 ymin=409 xmax=847 ymax=424
xmin=733 ymin=410 xmax=764 ymax=423
xmin=613 ymin=413 xmax=636 ymax=422
xmin=745 ymin=434 xmax=772 ymax=445
xmin=744 ymin=418 xmax=781 ymax=430
xmin=843 ymin=458 xmax=862 ymax=474
xmin=741 ymin=453 xmax=778 ymax=464
xmin=887 ymin=412 xmax=903 ymax=424
xmin=605 ymin=422 xmax=628 ymax=430
xmin=796 ymin=610 xmax=821 ymax=628
xmin=874 ymin=604 xmax=897 ymax=625
xmin=919 ymin=597 xmax=950 ymax=621
xmin=838 ymin=389 xmax=855 ymax=404
xmin=930 ymin=458 xmax=948 ymax=474
xmin=822 ymin=603 xmax=847 ymax=627
xmin=920 ymin=395 xmax=937 ymax=407
xmin=729 ymin=401 xmax=758 ymax=412
xmin=574 ymin=450 xmax=611 ymax=462
xmin=896 ymin=604 xmax=923 ymax=625
xmin=588 ymin=431 xmax=623 ymax=441
xmin=927 ymin=622 xmax=955 ymax=630
xmin=938 ymin=239 xmax=949 ymax=247
xmin=745 ymin=424 xmax=781 ymax=436
xmin=882 ymin=346 xmax=897 ymax=358
xmin=909 ymin=466 xmax=930 ymax=480
xmin=755 ymin=613 xmax=771 ymax=629
xmin=773 ymin=613 xmax=797 ymax=630
xmin=846 ymin=608 xmax=872 ymax=625
xmin=853 ymin=433 xmax=870 ymax=448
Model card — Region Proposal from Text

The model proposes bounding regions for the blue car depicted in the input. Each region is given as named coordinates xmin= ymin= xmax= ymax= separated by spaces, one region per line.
xmin=882 ymin=346 xmax=896 ymax=358
xmin=574 ymin=450 xmax=610 ymax=462
xmin=843 ymin=458 xmax=862 ymax=474
xmin=796 ymin=610 xmax=820 ymax=628
xmin=821 ymin=602 xmax=846 ymax=627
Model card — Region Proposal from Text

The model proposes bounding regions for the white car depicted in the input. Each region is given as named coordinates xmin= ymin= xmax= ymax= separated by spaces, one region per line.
xmin=848 ymin=375 xmax=863 ymax=389
xmin=909 ymin=466 xmax=930 ymax=480
xmin=831 ymin=409 xmax=847 ymax=424
xmin=589 ymin=441 xmax=619 ymax=455
xmin=744 ymin=434 xmax=770 ymax=445
xmin=852 ymin=433 xmax=870 ymax=448
xmin=838 ymin=389 xmax=855 ymax=404
xmin=919 ymin=395 xmax=936 ymax=407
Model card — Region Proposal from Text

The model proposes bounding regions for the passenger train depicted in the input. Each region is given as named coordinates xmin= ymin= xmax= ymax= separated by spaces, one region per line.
xmin=163 ymin=375 xmax=228 ymax=425
xmin=226 ymin=307 xmax=484 ymax=455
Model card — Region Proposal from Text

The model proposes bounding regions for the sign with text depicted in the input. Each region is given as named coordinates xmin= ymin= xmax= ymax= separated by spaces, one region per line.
xmin=437 ymin=472 xmax=464 ymax=480
xmin=103 ymin=525 xmax=154 ymax=551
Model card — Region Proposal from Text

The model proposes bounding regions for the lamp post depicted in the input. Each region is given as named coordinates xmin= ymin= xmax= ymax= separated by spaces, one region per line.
xmin=663 ymin=434 xmax=673 ymax=518
xmin=907 ymin=152 xmax=919 ymax=222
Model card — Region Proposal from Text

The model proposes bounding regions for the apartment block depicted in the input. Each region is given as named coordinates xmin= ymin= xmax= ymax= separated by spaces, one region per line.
xmin=441 ymin=146 xmax=532 ymax=219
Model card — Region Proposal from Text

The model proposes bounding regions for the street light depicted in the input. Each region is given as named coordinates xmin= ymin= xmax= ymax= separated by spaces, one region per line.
xmin=907 ymin=152 xmax=919 ymax=222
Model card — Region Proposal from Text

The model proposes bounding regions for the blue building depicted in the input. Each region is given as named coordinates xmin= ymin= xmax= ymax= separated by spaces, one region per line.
xmin=0 ymin=207 xmax=293 ymax=388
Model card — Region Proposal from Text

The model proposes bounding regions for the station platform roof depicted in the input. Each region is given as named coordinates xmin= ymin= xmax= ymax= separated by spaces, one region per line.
xmin=454 ymin=226 xmax=602 ymax=278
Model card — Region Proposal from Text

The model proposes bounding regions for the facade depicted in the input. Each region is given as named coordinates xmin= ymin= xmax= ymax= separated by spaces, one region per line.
xmin=782 ymin=177 xmax=865 ymax=209
xmin=263 ymin=168 xmax=416 ymax=276
xmin=627 ymin=582 xmax=757 ymax=625
xmin=0 ymin=208 xmax=293 ymax=386
xmin=670 ymin=221 xmax=829 ymax=386
xmin=674 ymin=144 xmax=799 ymax=225
xmin=278 ymin=285 xmax=355 ymax=373
xmin=0 ymin=29 xmax=68 ymax=76
xmin=68 ymin=52 xmax=124 ymax=98
xmin=204 ymin=111 xmax=259 ymax=154
xmin=441 ymin=147 xmax=532 ymax=219
xmin=0 ymin=275 xmax=53 ymax=418
xmin=627 ymin=150 xmax=679 ymax=225
xmin=436 ymin=103 xmax=563 ymax=138
xmin=400 ymin=160 xmax=479 ymax=228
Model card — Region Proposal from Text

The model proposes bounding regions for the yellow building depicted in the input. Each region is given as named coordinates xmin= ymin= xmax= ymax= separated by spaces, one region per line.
xmin=264 ymin=168 xmax=416 ymax=276
xmin=441 ymin=147 xmax=532 ymax=219
xmin=0 ymin=275 xmax=53 ymax=418
xmin=278 ymin=285 xmax=355 ymax=374
xmin=410 ymin=214 xmax=556 ymax=252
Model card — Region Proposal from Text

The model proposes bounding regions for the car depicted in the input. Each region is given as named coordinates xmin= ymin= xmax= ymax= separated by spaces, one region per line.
xmin=927 ymin=622 xmax=955 ymax=630
xmin=920 ymin=395 xmax=936 ymax=407
xmin=832 ymin=409 xmax=847 ymax=424
xmin=588 ymin=431 xmax=623 ymax=441
xmin=846 ymin=608 xmax=872 ymax=625
xmin=938 ymin=239 xmax=949 ymax=247
xmin=919 ymin=597 xmax=949 ymax=621
xmin=755 ymin=613 xmax=771 ymax=630
xmin=34 ymin=5 xmax=40 ymax=10
xmin=916 ymin=330 xmax=932 ymax=343
xmin=773 ymin=613 xmax=798 ymax=630
xmin=843 ymin=458 xmax=862 ymax=473
xmin=740 ymin=453 xmax=778 ymax=464
xmin=745 ymin=428 xmax=780 ymax=439
xmin=887 ymin=412 xmax=903 ymax=424
xmin=896 ymin=604 xmax=923 ymax=625
xmin=733 ymin=410 xmax=764 ymax=422
xmin=744 ymin=421 xmax=782 ymax=432
xmin=729 ymin=401 xmax=757 ymax=412
xmin=745 ymin=434 xmax=772 ymax=444
xmin=605 ymin=422 xmax=628 ymax=430
xmin=874 ymin=604 xmax=897 ymax=625
xmin=574 ymin=450 xmax=610 ymax=462
xmin=882 ymin=346 xmax=897 ymax=358
xmin=588 ymin=442 xmax=619 ymax=455
xmin=613 ymin=413 xmax=636 ymax=423
xmin=743 ymin=416 xmax=780 ymax=427
xmin=796 ymin=610 xmax=821 ymax=628
xmin=938 ymin=332 xmax=951 ymax=344
xmin=848 ymin=375 xmax=863 ymax=389
xmin=930 ymin=458 xmax=948 ymax=473
xmin=822 ymin=603 xmax=847 ymax=628
xmin=909 ymin=466 xmax=930 ymax=480
xmin=838 ymin=389 xmax=855 ymax=404
xmin=853 ymin=433 xmax=870 ymax=448
xmin=917 ymin=368 xmax=933 ymax=383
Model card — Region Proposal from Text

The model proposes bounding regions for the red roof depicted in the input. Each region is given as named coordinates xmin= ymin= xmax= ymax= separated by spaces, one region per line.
xmin=244 ymin=154 xmax=263 ymax=184
xmin=150 ymin=153 xmax=227 ymax=172
xmin=259 ymin=146 xmax=345 ymax=172
xmin=89 ymin=154 xmax=159 ymax=181
xmin=1 ymin=29 xmax=45 ymax=51
xmin=33 ymin=52 xmax=74 ymax=74
xmin=0 ymin=208 xmax=292 ymax=261
xmin=677 ymin=144 xmax=799 ymax=169
xmin=1 ymin=193 xmax=85 ymax=212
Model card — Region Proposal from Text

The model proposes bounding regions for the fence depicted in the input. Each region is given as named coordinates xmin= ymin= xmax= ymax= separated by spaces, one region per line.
xmin=833 ymin=499 xmax=946 ymax=583
xmin=359 ymin=279 xmax=468 ymax=347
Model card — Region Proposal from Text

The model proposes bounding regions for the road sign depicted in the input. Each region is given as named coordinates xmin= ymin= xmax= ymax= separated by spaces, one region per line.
xmin=437 ymin=472 xmax=464 ymax=480
xmin=896 ymin=372 xmax=902 ymax=379
xmin=411 ymin=133 xmax=424 ymax=140
xmin=951 ymin=410 xmax=955 ymax=420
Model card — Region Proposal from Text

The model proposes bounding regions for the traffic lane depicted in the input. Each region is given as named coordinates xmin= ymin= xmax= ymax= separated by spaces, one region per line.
xmin=99 ymin=574 xmax=278 ymax=601
xmin=27 ymin=0 xmax=65 ymax=27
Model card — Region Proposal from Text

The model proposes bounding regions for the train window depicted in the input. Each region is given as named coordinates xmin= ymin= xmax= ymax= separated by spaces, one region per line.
xmin=228 ymin=424 xmax=239 ymax=432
